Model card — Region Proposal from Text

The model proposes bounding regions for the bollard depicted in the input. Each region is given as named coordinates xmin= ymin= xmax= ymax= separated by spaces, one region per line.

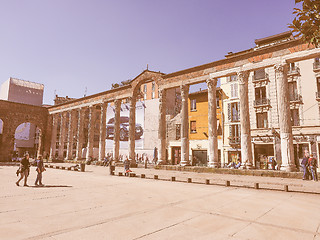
xmin=254 ymin=183 xmax=259 ymax=189
xmin=129 ymin=173 xmax=136 ymax=177
xmin=187 ymin=178 xmax=192 ymax=183
xmin=205 ymin=179 xmax=210 ymax=185
xmin=154 ymin=175 xmax=158 ymax=180
xmin=44 ymin=164 xmax=48 ymax=168
xmin=80 ymin=163 xmax=85 ymax=172
xmin=226 ymin=180 xmax=230 ymax=187
xmin=111 ymin=171 xmax=114 ymax=175
xmin=141 ymin=174 xmax=145 ymax=178
xmin=284 ymin=185 xmax=289 ymax=192
xmin=171 ymin=176 xmax=176 ymax=181
xmin=118 ymin=172 xmax=123 ymax=176
xmin=50 ymin=165 xmax=53 ymax=168
xmin=55 ymin=166 xmax=60 ymax=169
xmin=62 ymin=167 xmax=65 ymax=170
xmin=74 ymin=168 xmax=78 ymax=171
xmin=67 ymin=167 xmax=71 ymax=170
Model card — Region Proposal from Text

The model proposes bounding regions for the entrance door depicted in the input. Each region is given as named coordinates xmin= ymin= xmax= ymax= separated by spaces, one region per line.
xmin=171 ymin=147 xmax=181 ymax=165
xmin=254 ymin=144 xmax=274 ymax=169
xmin=192 ymin=150 xmax=207 ymax=166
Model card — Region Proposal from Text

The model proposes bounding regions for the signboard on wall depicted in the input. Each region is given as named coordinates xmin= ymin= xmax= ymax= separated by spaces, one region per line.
xmin=105 ymin=101 xmax=145 ymax=150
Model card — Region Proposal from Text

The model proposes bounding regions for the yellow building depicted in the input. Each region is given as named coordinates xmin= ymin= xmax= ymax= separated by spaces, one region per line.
xmin=188 ymin=89 xmax=223 ymax=166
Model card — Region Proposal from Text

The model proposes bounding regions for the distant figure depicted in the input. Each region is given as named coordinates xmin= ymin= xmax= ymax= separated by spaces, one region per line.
xmin=16 ymin=153 xmax=30 ymax=187
xmin=153 ymin=147 xmax=158 ymax=164
xmin=308 ymin=154 xmax=318 ymax=181
xmin=301 ymin=155 xmax=310 ymax=180
xmin=35 ymin=155 xmax=45 ymax=186
xmin=235 ymin=160 xmax=241 ymax=169
xmin=124 ymin=157 xmax=131 ymax=176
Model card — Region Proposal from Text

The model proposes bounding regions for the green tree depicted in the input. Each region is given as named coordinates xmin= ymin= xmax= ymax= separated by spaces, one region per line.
xmin=289 ymin=0 xmax=320 ymax=47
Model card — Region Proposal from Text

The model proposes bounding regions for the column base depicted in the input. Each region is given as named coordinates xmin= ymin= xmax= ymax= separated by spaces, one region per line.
xmin=208 ymin=162 xmax=219 ymax=168
xmin=180 ymin=161 xmax=190 ymax=167
xmin=130 ymin=161 xmax=137 ymax=168
xmin=280 ymin=164 xmax=297 ymax=172
xmin=157 ymin=159 xmax=166 ymax=165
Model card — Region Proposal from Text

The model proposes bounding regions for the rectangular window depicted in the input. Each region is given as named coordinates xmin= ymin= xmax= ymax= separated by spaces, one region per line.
xmin=190 ymin=121 xmax=197 ymax=133
xmin=288 ymin=81 xmax=298 ymax=101
xmin=144 ymin=84 xmax=147 ymax=100
xmin=176 ymin=124 xmax=181 ymax=140
xmin=231 ymin=102 xmax=240 ymax=122
xmin=231 ymin=83 xmax=238 ymax=98
xmin=291 ymin=109 xmax=300 ymax=126
xmin=230 ymin=124 xmax=240 ymax=138
xmin=151 ymin=83 xmax=155 ymax=99
xmin=317 ymin=77 xmax=320 ymax=96
xmin=256 ymin=112 xmax=268 ymax=129
xmin=190 ymin=99 xmax=197 ymax=111
xmin=255 ymin=87 xmax=266 ymax=100
xmin=216 ymin=94 xmax=220 ymax=108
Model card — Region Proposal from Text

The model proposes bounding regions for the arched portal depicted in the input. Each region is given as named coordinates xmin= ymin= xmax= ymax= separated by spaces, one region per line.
xmin=14 ymin=122 xmax=42 ymax=159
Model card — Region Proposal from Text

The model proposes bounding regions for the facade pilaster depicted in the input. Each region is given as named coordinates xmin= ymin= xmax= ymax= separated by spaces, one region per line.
xmin=75 ymin=108 xmax=85 ymax=160
xmin=113 ymin=100 xmax=121 ymax=161
xmin=58 ymin=112 xmax=67 ymax=160
xmin=86 ymin=106 xmax=95 ymax=160
xmin=180 ymin=85 xmax=190 ymax=166
xmin=128 ymin=96 xmax=137 ymax=167
xmin=275 ymin=63 xmax=296 ymax=171
xmin=49 ymin=114 xmax=58 ymax=160
xmin=238 ymin=71 xmax=253 ymax=168
xmin=206 ymin=78 xmax=219 ymax=168
xmin=158 ymin=88 xmax=167 ymax=164
xmin=99 ymin=103 xmax=107 ymax=161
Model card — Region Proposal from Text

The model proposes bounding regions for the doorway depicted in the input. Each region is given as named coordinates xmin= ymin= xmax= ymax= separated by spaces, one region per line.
xmin=171 ymin=147 xmax=181 ymax=165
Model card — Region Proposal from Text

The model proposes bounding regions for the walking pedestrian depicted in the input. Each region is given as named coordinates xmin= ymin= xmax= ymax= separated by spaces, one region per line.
xmin=124 ymin=157 xmax=131 ymax=176
xmin=35 ymin=155 xmax=45 ymax=186
xmin=16 ymin=153 xmax=30 ymax=187
xmin=301 ymin=155 xmax=310 ymax=180
xmin=308 ymin=154 xmax=318 ymax=181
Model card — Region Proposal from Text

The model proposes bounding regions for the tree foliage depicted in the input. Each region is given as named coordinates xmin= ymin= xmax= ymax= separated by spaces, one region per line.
xmin=289 ymin=0 xmax=320 ymax=47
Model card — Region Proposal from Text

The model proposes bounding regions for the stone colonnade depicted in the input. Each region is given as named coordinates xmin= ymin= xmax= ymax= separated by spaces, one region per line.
xmin=48 ymin=62 xmax=296 ymax=171
xmin=49 ymin=98 xmax=138 ymax=166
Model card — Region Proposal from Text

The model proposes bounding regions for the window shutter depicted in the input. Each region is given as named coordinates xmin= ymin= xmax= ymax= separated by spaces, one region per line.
xmin=234 ymin=83 xmax=238 ymax=98
xmin=228 ymin=103 xmax=231 ymax=121
xmin=231 ymin=84 xmax=234 ymax=98
xmin=237 ymin=102 xmax=240 ymax=120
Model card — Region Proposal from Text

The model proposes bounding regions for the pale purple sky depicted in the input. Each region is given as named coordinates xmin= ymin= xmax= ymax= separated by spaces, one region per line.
xmin=0 ymin=0 xmax=297 ymax=105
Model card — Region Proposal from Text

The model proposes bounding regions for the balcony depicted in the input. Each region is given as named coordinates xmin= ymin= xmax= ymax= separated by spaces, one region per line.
xmin=254 ymin=98 xmax=271 ymax=107
xmin=289 ymin=93 xmax=302 ymax=103
xmin=313 ymin=61 xmax=320 ymax=72
xmin=253 ymin=72 xmax=269 ymax=82
xmin=228 ymin=136 xmax=240 ymax=146
xmin=287 ymin=66 xmax=300 ymax=76
xmin=316 ymin=92 xmax=320 ymax=101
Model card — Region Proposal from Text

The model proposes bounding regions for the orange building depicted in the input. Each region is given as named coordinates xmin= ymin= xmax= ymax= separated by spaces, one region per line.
xmin=188 ymin=89 xmax=223 ymax=166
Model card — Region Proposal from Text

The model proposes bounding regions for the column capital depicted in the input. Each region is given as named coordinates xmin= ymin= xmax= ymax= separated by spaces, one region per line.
xmin=206 ymin=78 xmax=218 ymax=88
xmin=274 ymin=62 xmax=287 ymax=73
xmin=159 ymin=88 xmax=167 ymax=100
xmin=237 ymin=71 xmax=250 ymax=85
xmin=114 ymin=99 xmax=121 ymax=106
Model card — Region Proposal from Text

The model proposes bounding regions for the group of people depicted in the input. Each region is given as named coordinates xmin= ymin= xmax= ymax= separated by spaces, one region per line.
xmin=15 ymin=153 xmax=46 ymax=187
xmin=301 ymin=154 xmax=318 ymax=181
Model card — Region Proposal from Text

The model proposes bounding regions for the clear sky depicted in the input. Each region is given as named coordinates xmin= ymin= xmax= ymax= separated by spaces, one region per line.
xmin=0 ymin=0 xmax=297 ymax=105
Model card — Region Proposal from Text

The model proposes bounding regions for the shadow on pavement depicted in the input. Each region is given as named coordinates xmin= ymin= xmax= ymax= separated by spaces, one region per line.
xmin=31 ymin=185 xmax=72 ymax=188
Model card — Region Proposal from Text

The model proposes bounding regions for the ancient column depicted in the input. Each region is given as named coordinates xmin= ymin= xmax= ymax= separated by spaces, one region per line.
xmin=36 ymin=130 xmax=43 ymax=158
xmin=128 ymin=96 xmax=137 ymax=167
xmin=75 ymin=108 xmax=85 ymax=160
xmin=238 ymin=71 xmax=253 ymax=169
xmin=180 ymin=85 xmax=190 ymax=166
xmin=99 ymin=102 xmax=107 ymax=161
xmin=158 ymin=88 xmax=167 ymax=165
xmin=86 ymin=106 xmax=95 ymax=160
xmin=275 ymin=63 xmax=296 ymax=171
xmin=66 ymin=110 xmax=75 ymax=160
xmin=206 ymin=78 xmax=219 ymax=168
xmin=58 ymin=112 xmax=67 ymax=160
xmin=49 ymin=114 xmax=58 ymax=160
xmin=113 ymin=100 xmax=121 ymax=161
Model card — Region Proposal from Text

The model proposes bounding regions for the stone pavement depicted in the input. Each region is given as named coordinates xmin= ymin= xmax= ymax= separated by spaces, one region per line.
xmin=1 ymin=164 xmax=320 ymax=240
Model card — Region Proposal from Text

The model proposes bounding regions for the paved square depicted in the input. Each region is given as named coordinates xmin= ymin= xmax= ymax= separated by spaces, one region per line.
xmin=1 ymin=165 xmax=320 ymax=240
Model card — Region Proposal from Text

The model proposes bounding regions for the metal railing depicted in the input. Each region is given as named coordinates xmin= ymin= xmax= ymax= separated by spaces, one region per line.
xmin=254 ymin=98 xmax=270 ymax=107
xmin=316 ymin=92 xmax=320 ymax=99
xmin=287 ymin=66 xmax=300 ymax=76
xmin=289 ymin=93 xmax=302 ymax=102
xmin=228 ymin=136 xmax=240 ymax=145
